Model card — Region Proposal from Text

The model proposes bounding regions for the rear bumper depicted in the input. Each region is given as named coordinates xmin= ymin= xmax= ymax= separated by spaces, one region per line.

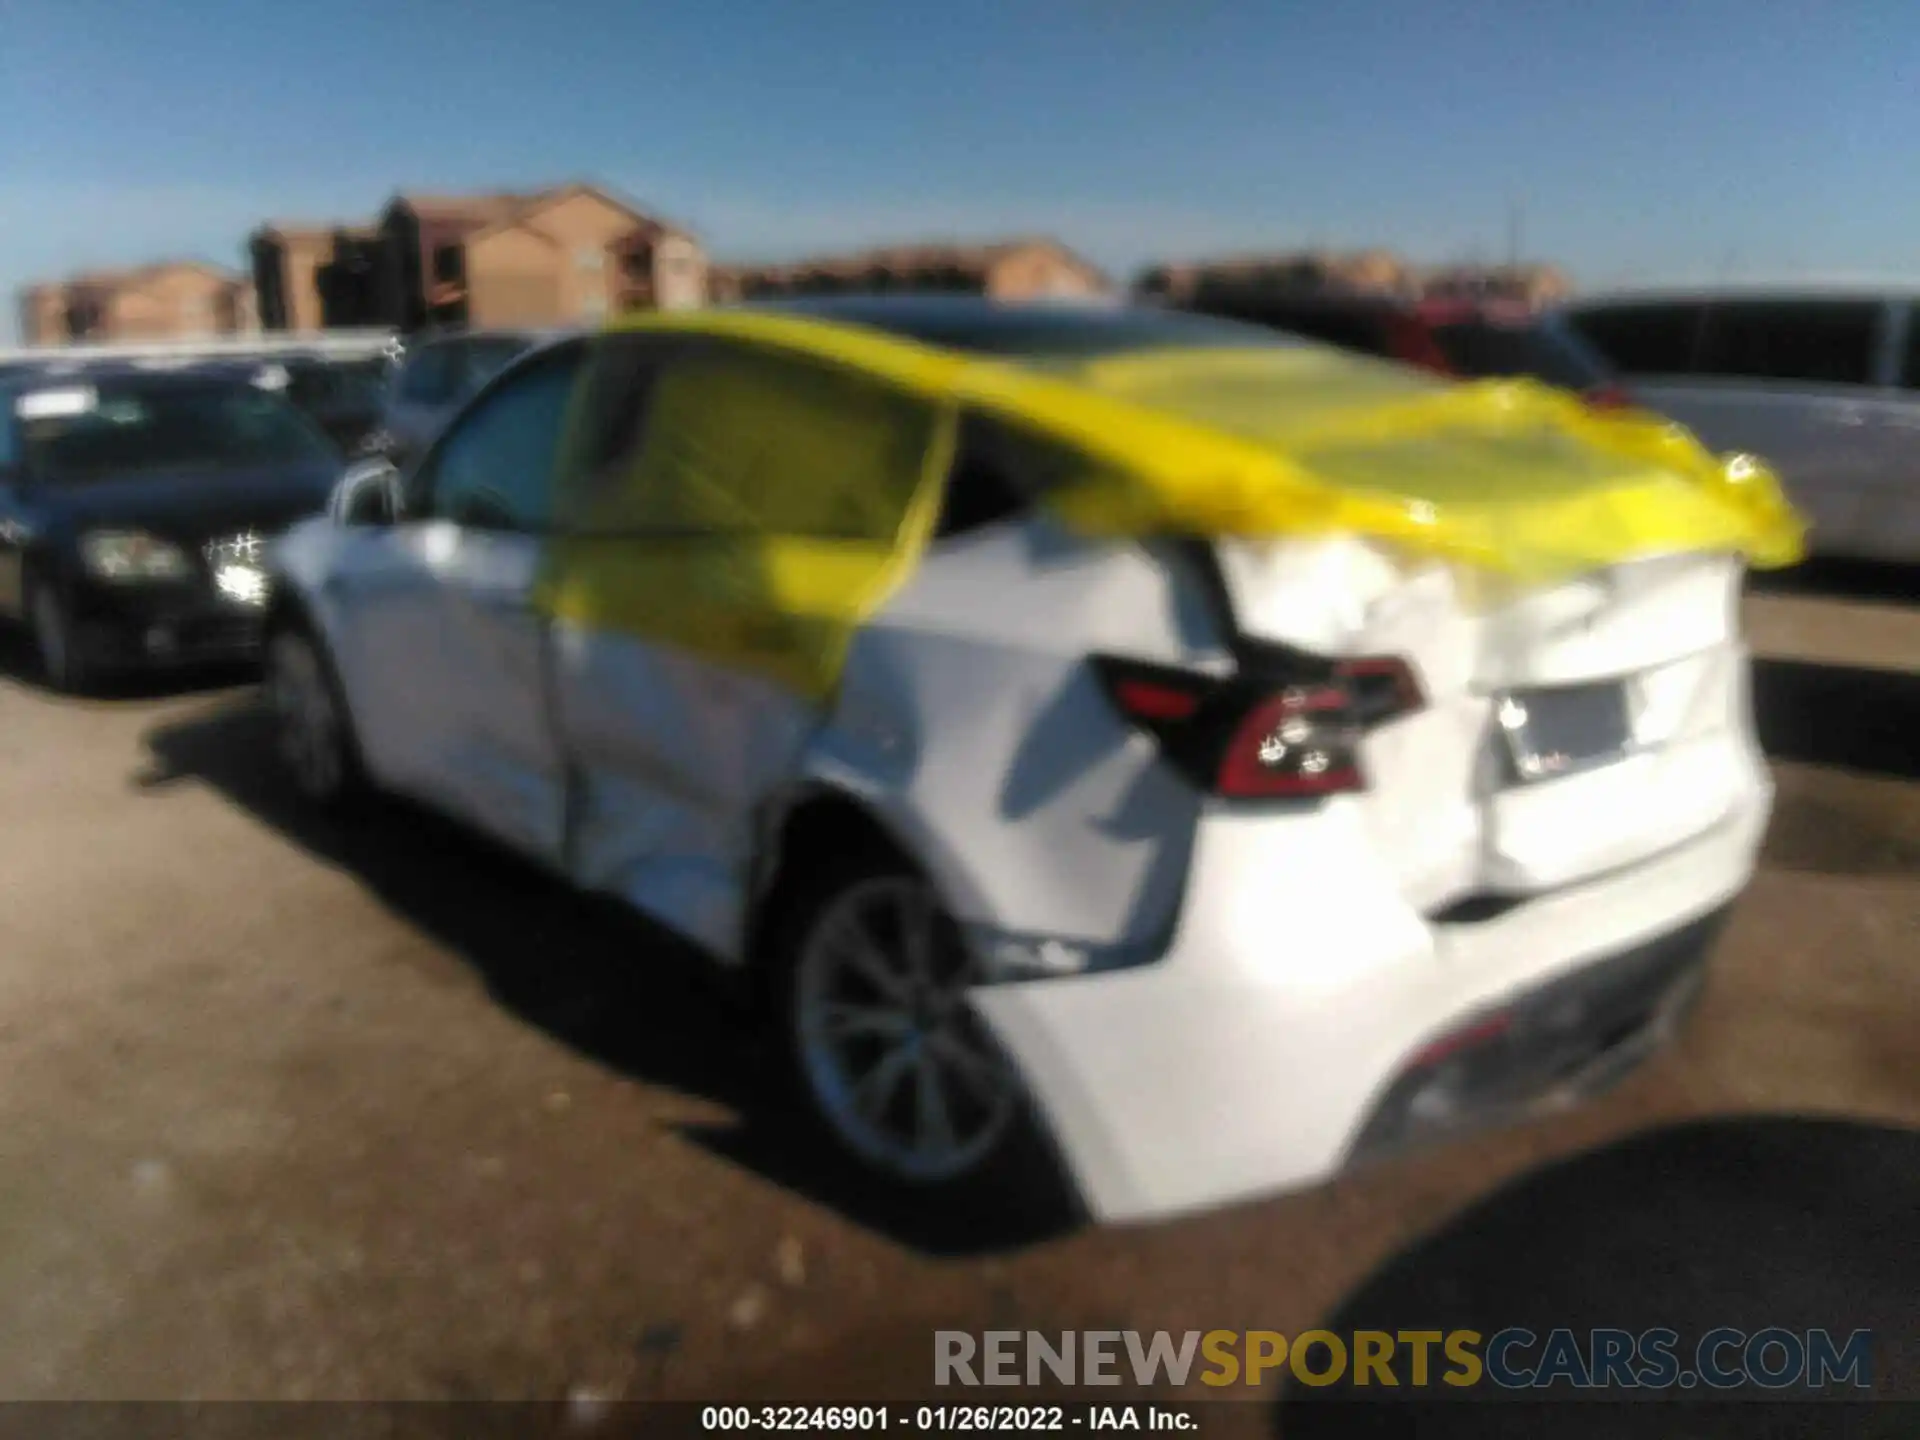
xmin=1346 ymin=903 xmax=1725 ymax=1160
xmin=970 ymin=785 xmax=1768 ymax=1226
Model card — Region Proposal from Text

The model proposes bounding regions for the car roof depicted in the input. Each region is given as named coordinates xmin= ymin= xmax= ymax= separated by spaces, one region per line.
xmin=733 ymin=293 xmax=1299 ymax=357
xmin=1567 ymin=277 xmax=1920 ymax=308
xmin=10 ymin=361 xmax=265 ymax=390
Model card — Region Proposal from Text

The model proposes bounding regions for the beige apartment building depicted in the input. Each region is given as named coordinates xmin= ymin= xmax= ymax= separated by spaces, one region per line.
xmin=712 ymin=238 xmax=1110 ymax=302
xmin=248 ymin=182 xmax=708 ymax=334
xmin=17 ymin=261 xmax=255 ymax=346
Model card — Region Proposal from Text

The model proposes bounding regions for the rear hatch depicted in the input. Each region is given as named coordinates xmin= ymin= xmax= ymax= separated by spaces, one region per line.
xmin=1210 ymin=534 xmax=1756 ymax=910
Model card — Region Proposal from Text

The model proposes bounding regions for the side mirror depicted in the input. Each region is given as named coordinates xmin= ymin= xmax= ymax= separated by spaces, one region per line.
xmin=330 ymin=458 xmax=402 ymax=527
xmin=352 ymin=427 xmax=401 ymax=462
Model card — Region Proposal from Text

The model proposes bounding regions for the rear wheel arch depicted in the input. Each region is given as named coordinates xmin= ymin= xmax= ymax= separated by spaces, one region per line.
xmin=745 ymin=786 xmax=922 ymax=979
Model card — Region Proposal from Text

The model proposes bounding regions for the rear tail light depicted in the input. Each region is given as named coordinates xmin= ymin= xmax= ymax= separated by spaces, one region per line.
xmin=1093 ymin=652 xmax=1426 ymax=799
xmin=1584 ymin=382 xmax=1632 ymax=411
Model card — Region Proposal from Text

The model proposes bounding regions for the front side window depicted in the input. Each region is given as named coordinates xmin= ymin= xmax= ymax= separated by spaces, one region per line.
xmin=417 ymin=344 xmax=586 ymax=530
xmin=1694 ymin=300 xmax=1880 ymax=386
xmin=583 ymin=341 xmax=941 ymax=544
xmin=1567 ymin=303 xmax=1703 ymax=377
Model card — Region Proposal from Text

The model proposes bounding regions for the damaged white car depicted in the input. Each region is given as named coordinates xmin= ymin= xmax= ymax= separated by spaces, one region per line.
xmin=264 ymin=297 xmax=1802 ymax=1224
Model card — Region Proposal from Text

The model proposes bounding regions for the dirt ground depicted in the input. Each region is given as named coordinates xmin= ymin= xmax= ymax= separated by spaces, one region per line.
xmin=0 ymin=565 xmax=1913 ymax=1418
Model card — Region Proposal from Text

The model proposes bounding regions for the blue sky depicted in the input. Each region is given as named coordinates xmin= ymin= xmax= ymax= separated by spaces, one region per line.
xmin=4 ymin=0 xmax=1916 ymax=341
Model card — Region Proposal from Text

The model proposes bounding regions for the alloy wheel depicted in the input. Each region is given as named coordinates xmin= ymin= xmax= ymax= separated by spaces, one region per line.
xmin=793 ymin=874 xmax=1017 ymax=1183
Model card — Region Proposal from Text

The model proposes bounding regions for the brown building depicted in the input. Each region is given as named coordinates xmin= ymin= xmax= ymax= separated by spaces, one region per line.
xmin=16 ymin=261 xmax=255 ymax=345
xmin=17 ymin=284 xmax=67 ymax=346
xmin=712 ymin=237 xmax=1110 ymax=302
xmin=249 ymin=183 xmax=708 ymax=335
xmin=250 ymin=222 xmax=390 ymax=332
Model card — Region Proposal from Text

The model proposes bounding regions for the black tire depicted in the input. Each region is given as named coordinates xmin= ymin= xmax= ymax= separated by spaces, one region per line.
xmin=760 ymin=844 xmax=1082 ymax=1235
xmin=26 ymin=574 xmax=91 ymax=695
xmin=263 ymin=617 xmax=370 ymax=811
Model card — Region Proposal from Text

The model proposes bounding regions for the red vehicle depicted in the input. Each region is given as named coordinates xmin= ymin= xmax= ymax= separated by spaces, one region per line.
xmin=1160 ymin=291 xmax=1633 ymax=410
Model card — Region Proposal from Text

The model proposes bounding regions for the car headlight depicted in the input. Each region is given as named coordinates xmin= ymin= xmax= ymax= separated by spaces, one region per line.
xmin=79 ymin=530 xmax=194 ymax=582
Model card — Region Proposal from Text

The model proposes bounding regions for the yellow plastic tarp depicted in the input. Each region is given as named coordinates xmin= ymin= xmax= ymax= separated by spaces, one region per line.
xmin=537 ymin=329 xmax=953 ymax=700
xmin=959 ymin=346 xmax=1805 ymax=581
xmin=535 ymin=311 xmax=1805 ymax=701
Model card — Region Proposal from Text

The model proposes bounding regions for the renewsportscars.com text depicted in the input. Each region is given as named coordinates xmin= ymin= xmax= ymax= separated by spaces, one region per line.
xmin=934 ymin=1327 xmax=1875 ymax=1391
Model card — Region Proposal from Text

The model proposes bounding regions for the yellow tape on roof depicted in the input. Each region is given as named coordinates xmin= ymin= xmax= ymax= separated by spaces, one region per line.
xmin=535 ymin=311 xmax=1803 ymax=700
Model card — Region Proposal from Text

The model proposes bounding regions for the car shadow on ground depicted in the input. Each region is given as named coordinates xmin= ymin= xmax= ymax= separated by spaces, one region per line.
xmin=1275 ymin=1116 xmax=1919 ymax=1438
xmin=1750 ymin=658 xmax=1919 ymax=781
xmin=136 ymin=694 xmax=1078 ymax=1258
xmin=0 ymin=628 xmax=257 ymax=701
xmin=1746 ymin=556 xmax=1918 ymax=604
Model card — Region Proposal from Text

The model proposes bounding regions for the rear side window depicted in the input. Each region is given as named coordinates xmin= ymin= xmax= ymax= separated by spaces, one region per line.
xmin=1902 ymin=305 xmax=1920 ymax=389
xmin=582 ymin=343 xmax=941 ymax=543
xmin=1429 ymin=317 xmax=1611 ymax=391
xmin=1694 ymin=301 xmax=1879 ymax=386
xmin=936 ymin=411 xmax=1084 ymax=538
xmin=1566 ymin=303 xmax=1703 ymax=376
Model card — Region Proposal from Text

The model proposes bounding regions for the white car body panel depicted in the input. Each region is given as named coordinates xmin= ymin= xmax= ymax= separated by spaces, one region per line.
xmin=276 ymin=517 xmax=565 ymax=860
xmin=972 ymin=795 xmax=1767 ymax=1224
xmin=553 ymin=624 xmax=818 ymax=958
xmin=274 ymin=477 xmax=1771 ymax=1222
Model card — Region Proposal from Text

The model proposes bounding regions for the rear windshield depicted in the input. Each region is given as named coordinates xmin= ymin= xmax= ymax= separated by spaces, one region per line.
xmin=1428 ymin=315 xmax=1612 ymax=390
xmin=17 ymin=380 xmax=339 ymax=483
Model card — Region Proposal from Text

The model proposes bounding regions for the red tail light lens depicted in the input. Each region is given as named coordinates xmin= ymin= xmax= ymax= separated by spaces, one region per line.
xmin=1094 ymin=653 xmax=1425 ymax=800
xmin=1585 ymin=382 xmax=1632 ymax=411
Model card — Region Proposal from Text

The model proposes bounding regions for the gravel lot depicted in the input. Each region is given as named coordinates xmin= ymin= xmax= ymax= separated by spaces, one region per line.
xmin=0 ymin=567 xmax=1913 ymax=1417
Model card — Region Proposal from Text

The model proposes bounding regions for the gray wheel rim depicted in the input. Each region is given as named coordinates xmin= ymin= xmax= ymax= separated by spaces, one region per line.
xmin=31 ymin=587 xmax=69 ymax=684
xmin=794 ymin=875 xmax=1016 ymax=1182
xmin=269 ymin=634 xmax=343 ymax=799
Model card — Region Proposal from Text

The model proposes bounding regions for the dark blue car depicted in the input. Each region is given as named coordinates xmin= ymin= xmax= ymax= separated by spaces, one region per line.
xmin=0 ymin=364 xmax=342 ymax=691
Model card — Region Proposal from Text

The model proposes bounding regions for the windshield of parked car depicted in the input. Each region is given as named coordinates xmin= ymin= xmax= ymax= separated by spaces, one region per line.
xmin=16 ymin=379 xmax=340 ymax=483
xmin=285 ymin=358 xmax=390 ymax=410
xmin=1428 ymin=314 xmax=1613 ymax=391
xmin=462 ymin=337 xmax=535 ymax=389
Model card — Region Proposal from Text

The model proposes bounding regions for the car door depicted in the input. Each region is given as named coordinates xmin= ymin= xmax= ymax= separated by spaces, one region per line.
xmin=325 ymin=340 xmax=587 ymax=860
xmin=542 ymin=333 xmax=946 ymax=957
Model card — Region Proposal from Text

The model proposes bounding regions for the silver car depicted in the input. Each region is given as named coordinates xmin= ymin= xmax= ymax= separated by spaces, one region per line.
xmin=1561 ymin=282 xmax=1920 ymax=564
